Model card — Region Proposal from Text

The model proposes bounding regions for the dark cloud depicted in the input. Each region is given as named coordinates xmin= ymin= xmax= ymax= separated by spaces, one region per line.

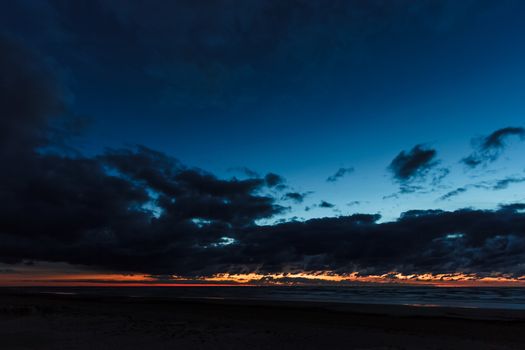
xmin=389 ymin=145 xmax=438 ymax=182
xmin=388 ymin=144 xmax=448 ymax=194
xmin=483 ymin=127 xmax=525 ymax=148
xmin=264 ymin=173 xmax=285 ymax=188
xmin=439 ymin=175 xmax=525 ymax=201
xmin=439 ymin=187 xmax=468 ymax=201
xmin=232 ymin=207 xmax=525 ymax=277
xmin=282 ymin=192 xmax=309 ymax=204
xmin=326 ymin=167 xmax=354 ymax=182
xmin=491 ymin=176 xmax=525 ymax=190
xmin=6 ymin=193 xmax=525 ymax=277
xmin=462 ymin=127 xmax=525 ymax=168
xmin=499 ymin=203 xmax=525 ymax=212
xmin=319 ymin=200 xmax=335 ymax=209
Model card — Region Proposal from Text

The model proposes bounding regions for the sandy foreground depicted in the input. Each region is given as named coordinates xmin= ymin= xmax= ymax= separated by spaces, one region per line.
xmin=0 ymin=291 xmax=524 ymax=350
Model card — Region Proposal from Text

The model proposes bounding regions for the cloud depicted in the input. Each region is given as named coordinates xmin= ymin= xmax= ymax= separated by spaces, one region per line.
xmin=264 ymin=173 xmax=285 ymax=188
xmin=462 ymin=127 xmax=525 ymax=168
xmin=319 ymin=200 xmax=335 ymax=208
xmin=439 ymin=187 xmax=468 ymax=201
xmin=282 ymin=192 xmax=311 ymax=204
xmin=232 ymin=207 xmax=525 ymax=277
xmin=499 ymin=203 xmax=525 ymax=212
xmin=388 ymin=145 xmax=438 ymax=182
xmin=387 ymin=144 xmax=448 ymax=194
xmin=326 ymin=167 xmax=354 ymax=182
xmin=438 ymin=175 xmax=525 ymax=201
xmin=491 ymin=176 xmax=525 ymax=190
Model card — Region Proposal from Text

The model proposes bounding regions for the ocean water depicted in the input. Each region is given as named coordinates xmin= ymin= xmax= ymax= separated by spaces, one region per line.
xmin=7 ymin=286 xmax=525 ymax=310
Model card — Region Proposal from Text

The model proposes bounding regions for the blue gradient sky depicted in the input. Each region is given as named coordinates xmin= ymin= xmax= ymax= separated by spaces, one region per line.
xmin=3 ymin=0 xmax=524 ymax=222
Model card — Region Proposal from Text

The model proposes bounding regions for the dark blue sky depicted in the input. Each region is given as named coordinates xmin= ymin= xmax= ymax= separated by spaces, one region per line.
xmin=2 ymin=0 xmax=525 ymax=221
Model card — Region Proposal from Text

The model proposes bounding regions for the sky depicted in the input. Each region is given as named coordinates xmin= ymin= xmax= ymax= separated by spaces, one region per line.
xmin=1 ymin=0 xmax=525 ymax=286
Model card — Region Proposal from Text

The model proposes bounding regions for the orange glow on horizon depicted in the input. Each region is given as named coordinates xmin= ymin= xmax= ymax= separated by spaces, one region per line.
xmin=2 ymin=270 xmax=525 ymax=287
xmin=202 ymin=271 xmax=525 ymax=287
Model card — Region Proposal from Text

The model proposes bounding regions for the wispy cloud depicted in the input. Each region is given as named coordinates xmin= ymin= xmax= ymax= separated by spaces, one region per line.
xmin=439 ymin=175 xmax=525 ymax=201
xmin=462 ymin=127 xmax=525 ymax=168
xmin=326 ymin=167 xmax=354 ymax=182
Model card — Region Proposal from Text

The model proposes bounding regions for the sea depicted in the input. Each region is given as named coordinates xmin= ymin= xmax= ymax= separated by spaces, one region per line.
xmin=6 ymin=285 xmax=525 ymax=310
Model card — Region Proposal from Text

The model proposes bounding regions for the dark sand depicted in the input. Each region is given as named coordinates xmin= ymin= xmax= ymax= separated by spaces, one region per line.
xmin=0 ymin=292 xmax=524 ymax=349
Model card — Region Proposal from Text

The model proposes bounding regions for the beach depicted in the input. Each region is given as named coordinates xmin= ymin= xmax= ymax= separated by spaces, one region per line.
xmin=1 ymin=291 xmax=524 ymax=349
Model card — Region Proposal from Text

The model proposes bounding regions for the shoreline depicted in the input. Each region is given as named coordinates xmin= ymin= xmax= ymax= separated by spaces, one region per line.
xmin=1 ymin=292 xmax=524 ymax=349
xmin=2 ymin=286 xmax=525 ymax=320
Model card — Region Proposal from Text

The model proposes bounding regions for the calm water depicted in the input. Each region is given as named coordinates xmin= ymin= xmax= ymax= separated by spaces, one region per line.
xmin=6 ymin=286 xmax=525 ymax=310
